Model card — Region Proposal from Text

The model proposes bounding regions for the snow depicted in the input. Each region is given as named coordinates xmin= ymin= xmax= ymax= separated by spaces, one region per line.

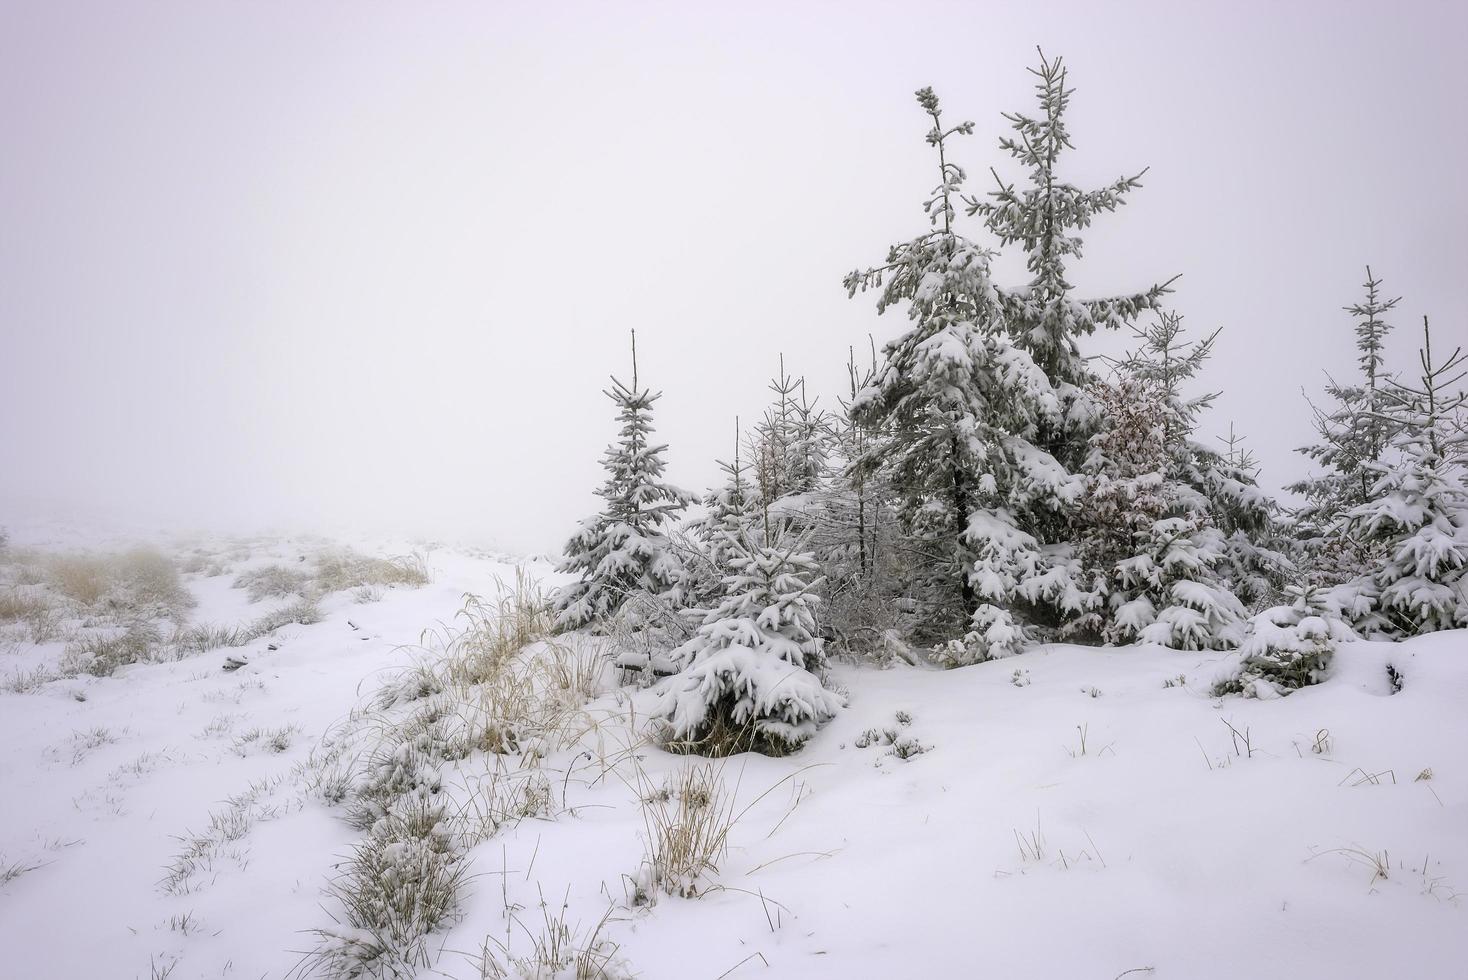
xmin=2 ymin=530 xmax=1464 ymax=979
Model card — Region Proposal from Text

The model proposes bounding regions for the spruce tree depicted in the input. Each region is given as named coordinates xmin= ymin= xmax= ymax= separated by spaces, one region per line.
xmin=1077 ymin=377 xmax=1245 ymax=649
xmin=674 ymin=425 xmax=759 ymax=613
xmin=695 ymin=431 xmax=759 ymax=575
xmin=847 ymin=58 xmax=1167 ymax=661
xmin=745 ymin=359 xmax=833 ymax=525
xmin=552 ymin=333 xmax=696 ymax=631
xmin=1340 ymin=317 xmax=1468 ymax=635
xmin=1206 ymin=425 xmax=1286 ymax=608
xmin=1291 ymin=268 xmax=1403 ymax=582
xmin=660 ymin=531 xmax=843 ymax=756
xmin=1115 ymin=311 xmax=1288 ymax=610
xmin=966 ymin=50 xmax=1171 ymax=461
xmin=1221 ymin=581 xmax=1357 ymax=698
xmin=845 ymin=86 xmax=1063 ymax=651
xmin=747 ymin=358 xmax=800 ymax=516
xmin=784 ymin=380 xmax=834 ymax=497
xmin=961 ymin=50 xmax=1171 ymax=651
xmin=836 ymin=343 xmax=882 ymax=581
xmin=791 ymin=344 xmax=908 ymax=659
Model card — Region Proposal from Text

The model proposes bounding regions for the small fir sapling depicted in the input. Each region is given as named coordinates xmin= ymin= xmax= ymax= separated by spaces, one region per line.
xmin=683 ymin=427 xmax=761 ymax=609
xmin=1218 ymin=582 xmax=1356 ymax=698
xmin=743 ymin=357 xmax=837 ymax=549
xmin=660 ymin=531 xmax=843 ymax=756
xmin=551 ymin=331 xmax=697 ymax=632
xmin=746 ymin=357 xmax=801 ymax=518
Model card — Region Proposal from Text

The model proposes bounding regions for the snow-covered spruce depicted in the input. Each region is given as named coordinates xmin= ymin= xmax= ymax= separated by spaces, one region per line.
xmin=660 ymin=533 xmax=842 ymax=756
xmin=749 ymin=347 xmax=905 ymax=661
xmin=847 ymin=59 xmax=1167 ymax=660
xmin=1118 ymin=310 xmax=1289 ymax=610
xmin=1334 ymin=317 xmax=1468 ymax=636
xmin=844 ymin=86 xmax=1064 ymax=650
xmin=695 ymin=450 xmax=759 ymax=576
xmin=1216 ymin=584 xmax=1357 ymax=698
xmin=743 ymin=358 xmax=836 ymax=529
xmin=1291 ymin=268 xmax=1403 ymax=585
xmin=676 ymin=447 xmax=761 ymax=613
xmin=1068 ymin=310 xmax=1298 ymax=649
xmin=1075 ymin=377 xmax=1245 ymax=650
xmin=551 ymin=336 xmax=696 ymax=632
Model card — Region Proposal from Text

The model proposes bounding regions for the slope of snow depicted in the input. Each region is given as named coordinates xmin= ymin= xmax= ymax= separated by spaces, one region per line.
xmin=0 ymin=535 xmax=1462 ymax=979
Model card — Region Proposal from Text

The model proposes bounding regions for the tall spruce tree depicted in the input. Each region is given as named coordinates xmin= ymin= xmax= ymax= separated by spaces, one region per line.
xmin=962 ymin=50 xmax=1171 ymax=653
xmin=966 ymin=49 xmax=1171 ymax=466
xmin=845 ymin=86 xmax=1063 ymax=651
xmin=552 ymin=333 xmax=697 ymax=631
xmin=1291 ymin=268 xmax=1402 ymax=583
xmin=847 ymin=57 xmax=1167 ymax=661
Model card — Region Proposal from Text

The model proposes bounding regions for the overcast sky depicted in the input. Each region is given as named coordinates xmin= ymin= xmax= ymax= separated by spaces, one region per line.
xmin=2 ymin=1 xmax=1464 ymax=552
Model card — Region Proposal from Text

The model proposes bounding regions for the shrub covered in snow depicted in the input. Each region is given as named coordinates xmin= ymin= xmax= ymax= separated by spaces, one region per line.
xmin=1216 ymin=585 xmax=1356 ymax=698
xmin=660 ymin=534 xmax=842 ymax=756
xmin=234 ymin=563 xmax=313 ymax=602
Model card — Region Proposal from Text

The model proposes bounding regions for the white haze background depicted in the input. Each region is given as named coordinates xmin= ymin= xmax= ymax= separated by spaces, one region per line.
xmin=2 ymin=0 xmax=1464 ymax=552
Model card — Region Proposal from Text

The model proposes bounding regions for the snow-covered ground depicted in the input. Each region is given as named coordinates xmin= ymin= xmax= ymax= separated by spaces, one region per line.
xmin=1 ymin=528 xmax=1463 ymax=979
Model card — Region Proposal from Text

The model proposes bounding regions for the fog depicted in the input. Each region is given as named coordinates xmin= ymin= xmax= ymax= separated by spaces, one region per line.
xmin=2 ymin=0 xmax=1464 ymax=553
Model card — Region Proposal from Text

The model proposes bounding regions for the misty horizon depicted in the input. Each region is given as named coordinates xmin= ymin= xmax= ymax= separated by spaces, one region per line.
xmin=3 ymin=1 xmax=1464 ymax=553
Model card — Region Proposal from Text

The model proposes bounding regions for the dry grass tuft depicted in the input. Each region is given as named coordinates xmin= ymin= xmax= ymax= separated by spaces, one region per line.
xmin=314 ymin=550 xmax=430 ymax=594
xmin=301 ymin=573 xmax=610 ymax=978
xmin=0 ymin=589 xmax=63 ymax=643
xmin=46 ymin=554 xmax=111 ymax=606
xmin=305 ymin=795 xmax=467 ymax=979
xmin=111 ymin=547 xmax=193 ymax=613
xmin=59 ymin=622 xmax=165 ymax=677
xmin=0 ymin=854 xmax=44 ymax=886
xmin=475 ymin=896 xmax=629 ymax=980
xmin=436 ymin=572 xmax=553 ymax=689
xmin=171 ymin=623 xmax=252 ymax=656
xmin=0 ymin=590 xmax=48 ymax=623
xmin=1 ymin=665 xmax=56 ymax=694
xmin=631 ymin=762 xmax=738 ymax=900
xmin=624 ymin=756 xmax=818 ymax=905
xmin=44 ymin=547 xmax=192 ymax=618
xmin=247 ymin=598 xmax=323 ymax=636
xmin=234 ymin=564 xmax=312 ymax=603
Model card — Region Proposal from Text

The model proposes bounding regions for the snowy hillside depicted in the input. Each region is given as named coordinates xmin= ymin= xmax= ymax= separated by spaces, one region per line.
xmin=1 ymin=532 xmax=1462 ymax=979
